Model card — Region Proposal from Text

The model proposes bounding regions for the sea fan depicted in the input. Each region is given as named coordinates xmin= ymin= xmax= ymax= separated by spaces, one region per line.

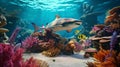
xmin=22 ymin=36 xmax=39 ymax=49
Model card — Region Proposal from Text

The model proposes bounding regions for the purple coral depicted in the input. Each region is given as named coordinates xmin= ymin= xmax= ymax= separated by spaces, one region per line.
xmin=109 ymin=31 xmax=117 ymax=53
xmin=9 ymin=27 xmax=21 ymax=45
xmin=74 ymin=42 xmax=83 ymax=52
xmin=84 ymin=39 xmax=91 ymax=47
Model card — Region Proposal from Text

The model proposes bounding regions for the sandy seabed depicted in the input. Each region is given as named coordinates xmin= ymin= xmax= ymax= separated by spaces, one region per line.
xmin=23 ymin=51 xmax=94 ymax=67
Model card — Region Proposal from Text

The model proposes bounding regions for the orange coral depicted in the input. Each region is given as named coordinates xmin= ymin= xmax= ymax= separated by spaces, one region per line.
xmin=42 ymin=47 xmax=60 ymax=57
xmin=100 ymin=57 xmax=116 ymax=67
xmin=105 ymin=6 xmax=120 ymax=25
xmin=88 ymin=50 xmax=120 ymax=67
xmin=94 ymin=50 xmax=110 ymax=62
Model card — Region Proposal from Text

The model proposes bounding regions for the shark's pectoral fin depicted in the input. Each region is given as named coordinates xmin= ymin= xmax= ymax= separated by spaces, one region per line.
xmin=66 ymin=29 xmax=72 ymax=33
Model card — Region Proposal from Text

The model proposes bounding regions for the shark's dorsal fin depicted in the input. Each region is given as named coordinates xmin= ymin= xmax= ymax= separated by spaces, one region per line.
xmin=55 ymin=14 xmax=60 ymax=19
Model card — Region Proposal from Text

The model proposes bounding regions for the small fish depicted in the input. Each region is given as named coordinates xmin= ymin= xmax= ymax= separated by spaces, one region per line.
xmin=75 ymin=30 xmax=80 ymax=35
xmin=77 ymin=34 xmax=87 ymax=40
xmin=46 ymin=15 xmax=82 ymax=33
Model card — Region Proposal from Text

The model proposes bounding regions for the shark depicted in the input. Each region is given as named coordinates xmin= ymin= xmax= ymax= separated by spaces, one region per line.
xmin=46 ymin=15 xmax=82 ymax=32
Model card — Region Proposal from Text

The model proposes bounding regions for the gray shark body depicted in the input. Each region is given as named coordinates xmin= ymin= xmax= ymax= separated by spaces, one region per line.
xmin=46 ymin=15 xmax=82 ymax=32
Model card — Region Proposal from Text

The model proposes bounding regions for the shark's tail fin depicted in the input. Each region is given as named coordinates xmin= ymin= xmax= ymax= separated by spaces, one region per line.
xmin=31 ymin=22 xmax=39 ymax=32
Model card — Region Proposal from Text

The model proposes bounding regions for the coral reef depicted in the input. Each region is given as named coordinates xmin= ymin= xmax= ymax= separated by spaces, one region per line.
xmin=42 ymin=47 xmax=61 ymax=57
xmin=87 ymin=50 xmax=120 ymax=67
xmin=0 ymin=43 xmax=48 ymax=67
xmin=28 ymin=26 xmax=81 ymax=56
xmin=87 ymin=6 xmax=120 ymax=67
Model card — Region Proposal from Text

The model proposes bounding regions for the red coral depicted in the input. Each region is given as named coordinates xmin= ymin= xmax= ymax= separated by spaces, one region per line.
xmin=23 ymin=57 xmax=40 ymax=67
xmin=12 ymin=48 xmax=24 ymax=67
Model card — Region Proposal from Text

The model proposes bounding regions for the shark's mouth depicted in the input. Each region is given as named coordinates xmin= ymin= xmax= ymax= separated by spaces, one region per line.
xmin=75 ymin=22 xmax=82 ymax=25
xmin=74 ymin=20 xmax=82 ymax=25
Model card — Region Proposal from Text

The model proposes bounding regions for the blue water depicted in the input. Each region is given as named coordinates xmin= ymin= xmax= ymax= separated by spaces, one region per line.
xmin=0 ymin=0 xmax=120 ymax=38
xmin=9 ymin=0 xmax=84 ymax=26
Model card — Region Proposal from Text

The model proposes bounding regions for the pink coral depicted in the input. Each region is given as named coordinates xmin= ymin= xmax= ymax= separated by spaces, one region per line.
xmin=0 ymin=43 xmax=40 ymax=67
xmin=22 ymin=36 xmax=39 ymax=49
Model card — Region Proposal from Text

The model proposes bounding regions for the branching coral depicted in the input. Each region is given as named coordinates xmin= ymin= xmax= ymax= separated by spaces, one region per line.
xmin=87 ymin=49 xmax=120 ymax=67
xmin=94 ymin=49 xmax=110 ymax=62
xmin=105 ymin=6 xmax=120 ymax=25
xmin=22 ymin=36 xmax=39 ymax=49
xmin=0 ymin=43 xmax=42 ymax=67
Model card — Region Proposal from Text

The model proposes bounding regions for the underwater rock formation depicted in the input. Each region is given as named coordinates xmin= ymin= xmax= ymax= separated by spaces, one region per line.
xmin=27 ymin=27 xmax=82 ymax=56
